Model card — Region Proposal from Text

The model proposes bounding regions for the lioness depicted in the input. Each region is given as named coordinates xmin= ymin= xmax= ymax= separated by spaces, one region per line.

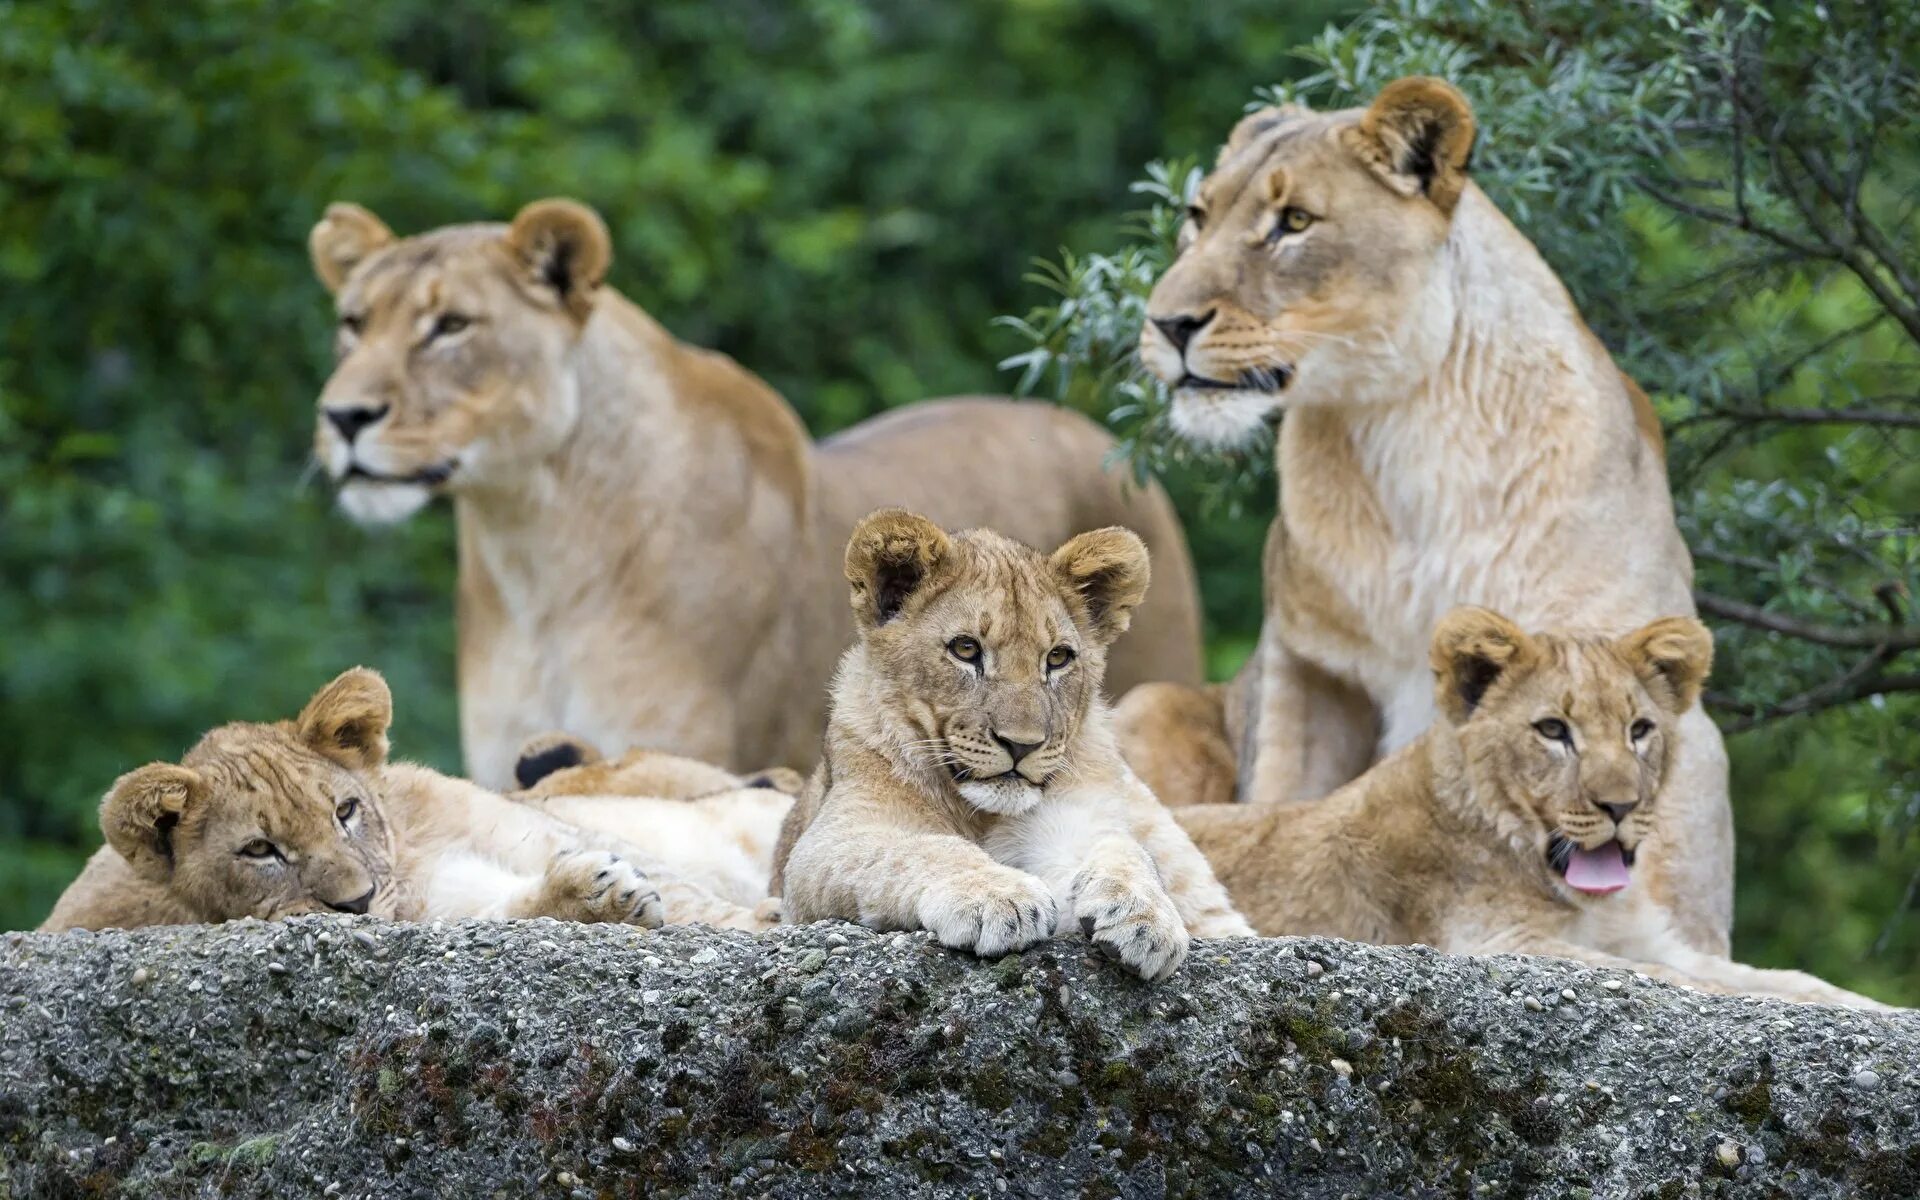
xmin=1180 ymin=608 xmax=1888 ymax=1010
xmin=307 ymin=199 xmax=1202 ymax=789
xmin=1118 ymin=76 xmax=1733 ymax=955
xmin=40 ymin=670 xmax=771 ymax=932
xmin=776 ymin=510 xmax=1250 ymax=981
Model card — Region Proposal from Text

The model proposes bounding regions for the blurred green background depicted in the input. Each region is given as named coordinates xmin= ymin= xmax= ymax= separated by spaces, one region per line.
xmin=2 ymin=0 xmax=1915 ymax=1004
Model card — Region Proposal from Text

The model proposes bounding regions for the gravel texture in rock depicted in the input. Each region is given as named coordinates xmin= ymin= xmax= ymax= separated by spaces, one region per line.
xmin=2 ymin=920 xmax=1916 ymax=1197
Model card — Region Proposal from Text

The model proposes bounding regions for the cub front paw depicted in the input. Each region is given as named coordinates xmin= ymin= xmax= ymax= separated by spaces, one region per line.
xmin=918 ymin=869 xmax=1057 ymax=958
xmin=1072 ymin=869 xmax=1189 ymax=982
xmin=546 ymin=850 xmax=664 ymax=928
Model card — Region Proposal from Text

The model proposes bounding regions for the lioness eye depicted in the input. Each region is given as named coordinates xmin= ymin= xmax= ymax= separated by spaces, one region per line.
xmin=336 ymin=797 xmax=360 ymax=822
xmin=1533 ymin=718 xmax=1571 ymax=744
xmin=948 ymin=636 xmax=982 ymax=663
xmin=239 ymin=839 xmax=282 ymax=860
xmin=1629 ymin=718 xmax=1654 ymax=741
xmin=430 ymin=313 xmax=471 ymax=339
xmin=339 ymin=314 xmax=364 ymax=336
xmin=1271 ymin=206 xmax=1315 ymax=240
xmin=1185 ymin=204 xmax=1206 ymax=229
xmin=1046 ymin=646 xmax=1075 ymax=670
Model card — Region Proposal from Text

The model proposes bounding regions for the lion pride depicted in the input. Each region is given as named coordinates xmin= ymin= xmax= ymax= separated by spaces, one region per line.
xmin=306 ymin=200 xmax=1202 ymax=789
xmin=1115 ymin=77 xmax=1733 ymax=957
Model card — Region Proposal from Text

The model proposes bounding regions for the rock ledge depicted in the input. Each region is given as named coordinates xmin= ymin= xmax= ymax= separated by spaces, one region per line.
xmin=2 ymin=920 xmax=1915 ymax=1197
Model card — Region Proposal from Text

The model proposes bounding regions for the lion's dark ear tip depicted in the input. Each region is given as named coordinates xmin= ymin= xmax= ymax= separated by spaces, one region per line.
xmin=515 ymin=741 xmax=585 ymax=789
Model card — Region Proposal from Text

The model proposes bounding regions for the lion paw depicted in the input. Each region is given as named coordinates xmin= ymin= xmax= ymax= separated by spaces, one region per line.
xmin=543 ymin=850 xmax=664 ymax=928
xmin=918 ymin=868 xmax=1057 ymax=958
xmin=1072 ymin=868 xmax=1188 ymax=982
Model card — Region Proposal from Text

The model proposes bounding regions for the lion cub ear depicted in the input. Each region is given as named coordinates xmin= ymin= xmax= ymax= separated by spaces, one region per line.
xmin=310 ymin=203 xmax=396 ymax=294
xmin=1051 ymin=528 xmax=1151 ymax=647
xmin=101 ymin=763 xmax=207 ymax=884
xmin=296 ymin=668 xmax=394 ymax=771
xmin=1349 ymin=76 xmax=1477 ymax=214
xmin=1429 ymin=606 xmax=1535 ymax=724
xmin=845 ymin=508 xmax=952 ymax=630
xmin=1619 ymin=617 xmax=1714 ymax=714
xmin=506 ymin=198 xmax=612 ymax=323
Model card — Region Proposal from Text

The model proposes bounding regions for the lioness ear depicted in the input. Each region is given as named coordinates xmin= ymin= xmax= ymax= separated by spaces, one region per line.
xmin=101 ymin=763 xmax=206 ymax=884
xmin=1429 ymin=606 xmax=1534 ymax=723
xmin=844 ymin=508 xmax=952 ymax=630
xmin=1350 ymin=76 xmax=1477 ymax=214
xmin=1221 ymin=103 xmax=1309 ymax=161
xmin=1051 ymin=527 xmax=1152 ymax=646
xmin=309 ymin=203 xmax=395 ymax=294
xmin=296 ymin=668 xmax=393 ymax=770
xmin=1619 ymin=617 xmax=1714 ymax=714
xmin=506 ymin=198 xmax=612 ymax=322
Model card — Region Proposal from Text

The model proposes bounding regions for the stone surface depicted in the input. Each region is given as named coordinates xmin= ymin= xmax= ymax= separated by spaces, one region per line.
xmin=2 ymin=919 xmax=1916 ymax=1198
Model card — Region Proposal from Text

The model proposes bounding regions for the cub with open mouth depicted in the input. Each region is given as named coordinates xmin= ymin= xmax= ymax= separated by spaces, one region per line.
xmin=1177 ymin=606 xmax=1892 ymax=1009
xmin=773 ymin=509 xmax=1249 ymax=981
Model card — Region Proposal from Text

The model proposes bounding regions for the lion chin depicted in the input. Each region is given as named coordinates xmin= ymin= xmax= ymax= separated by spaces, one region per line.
xmin=956 ymin=775 xmax=1046 ymax=816
xmin=337 ymin=479 xmax=434 ymax=526
xmin=1168 ymin=387 xmax=1281 ymax=453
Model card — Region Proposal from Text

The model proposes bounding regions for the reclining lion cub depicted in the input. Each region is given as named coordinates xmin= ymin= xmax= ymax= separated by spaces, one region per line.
xmin=41 ymin=670 xmax=770 ymax=932
xmin=1117 ymin=76 xmax=1733 ymax=958
xmin=776 ymin=510 xmax=1250 ymax=981
xmin=1179 ymin=608 xmax=1888 ymax=1010
xmin=307 ymin=198 xmax=1202 ymax=790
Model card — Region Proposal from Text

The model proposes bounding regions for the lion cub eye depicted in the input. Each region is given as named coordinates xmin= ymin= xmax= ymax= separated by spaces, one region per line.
xmin=1629 ymin=718 xmax=1654 ymax=742
xmin=1270 ymin=206 xmax=1315 ymax=241
xmin=1184 ymin=204 xmax=1206 ymax=230
xmin=338 ymin=313 xmax=365 ymax=336
xmin=1046 ymin=645 xmax=1075 ymax=670
xmin=336 ymin=797 xmax=361 ymax=823
xmin=238 ymin=839 xmax=282 ymax=861
xmin=429 ymin=313 xmax=472 ymax=340
xmin=1533 ymin=718 xmax=1572 ymax=745
xmin=948 ymin=636 xmax=982 ymax=664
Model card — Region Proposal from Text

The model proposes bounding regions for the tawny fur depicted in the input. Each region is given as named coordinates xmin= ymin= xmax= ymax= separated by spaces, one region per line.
xmin=307 ymin=200 xmax=1203 ymax=790
xmin=1122 ymin=77 xmax=1732 ymax=956
xmin=776 ymin=511 xmax=1249 ymax=982
xmin=1180 ymin=608 xmax=1888 ymax=1011
xmin=41 ymin=671 xmax=771 ymax=933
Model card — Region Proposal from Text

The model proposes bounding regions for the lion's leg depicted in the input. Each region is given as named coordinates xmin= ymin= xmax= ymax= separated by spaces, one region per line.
xmin=1122 ymin=778 xmax=1254 ymax=938
xmin=1239 ymin=629 xmax=1379 ymax=807
xmin=1112 ymin=683 xmax=1236 ymax=809
xmin=1654 ymin=943 xmax=1891 ymax=1010
xmin=1642 ymin=704 xmax=1734 ymax=957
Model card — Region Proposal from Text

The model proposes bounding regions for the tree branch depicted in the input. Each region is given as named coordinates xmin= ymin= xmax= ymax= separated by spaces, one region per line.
xmin=1696 ymin=589 xmax=1918 ymax=650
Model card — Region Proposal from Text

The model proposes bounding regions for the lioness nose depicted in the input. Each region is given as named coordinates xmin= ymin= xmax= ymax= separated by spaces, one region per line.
xmin=993 ymin=733 xmax=1044 ymax=766
xmin=325 ymin=404 xmax=389 ymax=442
xmin=327 ymin=887 xmax=376 ymax=915
xmin=1598 ymin=801 xmax=1638 ymax=823
xmin=1151 ymin=311 xmax=1214 ymax=352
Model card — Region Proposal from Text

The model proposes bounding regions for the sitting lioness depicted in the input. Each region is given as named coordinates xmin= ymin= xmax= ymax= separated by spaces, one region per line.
xmin=1115 ymin=76 xmax=1733 ymax=958
xmin=776 ymin=510 xmax=1250 ymax=981
xmin=1178 ymin=608 xmax=1889 ymax=1010
xmin=307 ymin=198 xmax=1203 ymax=789
xmin=40 ymin=670 xmax=770 ymax=932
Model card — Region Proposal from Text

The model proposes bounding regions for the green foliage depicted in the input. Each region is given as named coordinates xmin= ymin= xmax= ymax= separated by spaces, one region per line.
xmin=0 ymin=0 xmax=1343 ymax=930
xmin=1001 ymin=0 xmax=1920 ymax=1001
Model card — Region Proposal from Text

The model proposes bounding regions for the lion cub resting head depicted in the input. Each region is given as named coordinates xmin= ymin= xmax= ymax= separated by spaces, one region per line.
xmin=41 ymin=670 xmax=769 ymax=933
xmin=1181 ymin=608 xmax=1891 ymax=1009
xmin=776 ymin=509 xmax=1249 ymax=981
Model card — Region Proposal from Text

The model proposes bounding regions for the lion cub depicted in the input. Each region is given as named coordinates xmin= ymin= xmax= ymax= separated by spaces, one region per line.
xmin=775 ymin=509 xmax=1250 ymax=981
xmin=41 ymin=669 xmax=768 ymax=932
xmin=1181 ymin=608 xmax=1889 ymax=1009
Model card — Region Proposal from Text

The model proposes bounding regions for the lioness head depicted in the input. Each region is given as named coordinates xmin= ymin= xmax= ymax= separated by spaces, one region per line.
xmin=308 ymin=198 xmax=612 ymax=524
xmin=1140 ymin=77 xmax=1477 ymax=449
xmin=100 ymin=669 xmax=401 ymax=920
xmin=841 ymin=509 xmax=1150 ymax=816
xmin=1429 ymin=607 xmax=1713 ymax=900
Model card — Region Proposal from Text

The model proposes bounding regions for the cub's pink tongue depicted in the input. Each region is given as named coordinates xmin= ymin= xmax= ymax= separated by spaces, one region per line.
xmin=1565 ymin=842 xmax=1631 ymax=894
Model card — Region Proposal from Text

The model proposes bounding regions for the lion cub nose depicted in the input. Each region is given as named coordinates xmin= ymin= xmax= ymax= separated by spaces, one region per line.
xmin=325 ymin=404 xmax=390 ymax=443
xmin=992 ymin=733 xmax=1044 ymax=767
xmin=1597 ymin=800 xmax=1638 ymax=824
xmin=327 ymin=887 xmax=376 ymax=915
